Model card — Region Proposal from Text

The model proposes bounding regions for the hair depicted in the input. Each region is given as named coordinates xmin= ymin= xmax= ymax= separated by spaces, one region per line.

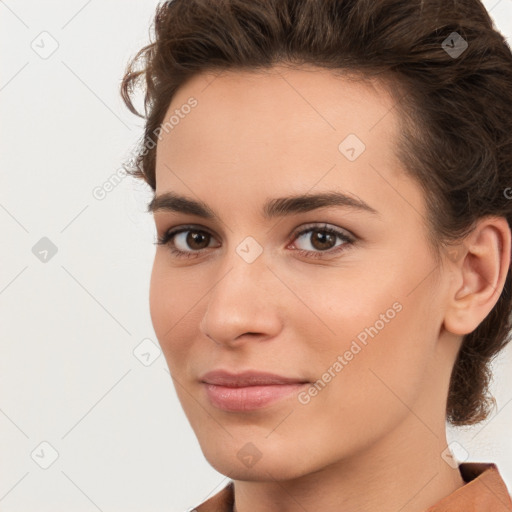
xmin=120 ymin=0 xmax=512 ymax=426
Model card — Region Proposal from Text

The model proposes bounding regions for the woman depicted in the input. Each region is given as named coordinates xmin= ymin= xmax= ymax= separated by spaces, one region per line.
xmin=120 ymin=0 xmax=512 ymax=510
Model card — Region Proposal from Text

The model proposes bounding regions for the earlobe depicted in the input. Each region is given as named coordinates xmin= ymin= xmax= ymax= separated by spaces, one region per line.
xmin=443 ymin=216 xmax=511 ymax=336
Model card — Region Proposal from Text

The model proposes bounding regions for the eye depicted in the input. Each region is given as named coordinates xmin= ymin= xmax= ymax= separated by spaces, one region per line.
xmin=155 ymin=223 xmax=355 ymax=260
xmin=289 ymin=223 xmax=355 ymax=259
xmin=155 ymin=226 xmax=219 ymax=259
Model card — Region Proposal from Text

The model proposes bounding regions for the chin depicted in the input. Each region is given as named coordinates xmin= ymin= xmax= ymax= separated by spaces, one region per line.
xmin=200 ymin=440 xmax=317 ymax=482
xmin=210 ymin=459 xmax=309 ymax=482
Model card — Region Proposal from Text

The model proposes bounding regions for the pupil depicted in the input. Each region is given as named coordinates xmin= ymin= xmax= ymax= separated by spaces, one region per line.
xmin=313 ymin=231 xmax=335 ymax=250
xmin=188 ymin=231 xmax=208 ymax=249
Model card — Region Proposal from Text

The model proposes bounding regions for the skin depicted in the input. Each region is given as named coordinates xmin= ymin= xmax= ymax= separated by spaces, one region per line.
xmin=149 ymin=64 xmax=511 ymax=512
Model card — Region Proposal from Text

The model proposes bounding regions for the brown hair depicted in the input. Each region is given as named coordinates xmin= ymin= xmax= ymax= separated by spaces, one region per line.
xmin=120 ymin=0 xmax=512 ymax=426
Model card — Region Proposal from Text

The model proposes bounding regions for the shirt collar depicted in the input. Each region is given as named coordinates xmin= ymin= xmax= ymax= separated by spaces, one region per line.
xmin=426 ymin=462 xmax=512 ymax=511
xmin=194 ymin=462 xmax=512 ymax=512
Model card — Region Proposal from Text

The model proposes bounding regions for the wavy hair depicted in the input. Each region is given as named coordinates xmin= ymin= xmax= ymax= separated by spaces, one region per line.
xmin=120 ymin=0 xmax=512 ymax=425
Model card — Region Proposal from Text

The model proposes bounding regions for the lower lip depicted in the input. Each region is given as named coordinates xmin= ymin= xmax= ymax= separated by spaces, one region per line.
xmin=203 ymin=383 xmax=308 ymax=411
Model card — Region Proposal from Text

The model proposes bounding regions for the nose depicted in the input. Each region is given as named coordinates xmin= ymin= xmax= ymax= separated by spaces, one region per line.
xmin=199 ymin=252 xmax=283 ymax=348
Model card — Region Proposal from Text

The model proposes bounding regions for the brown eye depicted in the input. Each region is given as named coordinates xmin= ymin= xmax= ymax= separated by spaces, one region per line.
xmin=308 ymin=230 xmax=337 ymax=251
xmin=183 ymin=231 xmax=211 ymax=250
xmin=155 ymin=227 xmax=219 ymax=257
xmin=155 ymin=223 xmax=355 ymax=261
xmin=292 ymin=225 xmax=353 ymax=256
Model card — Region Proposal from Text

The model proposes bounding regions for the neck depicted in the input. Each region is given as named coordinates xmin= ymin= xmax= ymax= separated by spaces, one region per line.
xmin=232 ymin=413 xmax=465 ymax=512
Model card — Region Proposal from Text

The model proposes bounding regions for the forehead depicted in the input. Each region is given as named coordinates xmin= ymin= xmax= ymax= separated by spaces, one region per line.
xmin=154 ymin=64 xmax=421 ymax=221
xmin=158 ymin=64 xmax=399 ymax=153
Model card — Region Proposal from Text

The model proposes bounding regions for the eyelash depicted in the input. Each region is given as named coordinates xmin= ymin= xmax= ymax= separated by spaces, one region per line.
xmin=154 ymin=223 xmax=355 ymax=260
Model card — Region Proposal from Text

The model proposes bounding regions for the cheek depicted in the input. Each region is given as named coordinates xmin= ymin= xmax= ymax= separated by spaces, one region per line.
xmin=285 ymin=278 xmax=438 ymax=465
xmin=149 ymin=257 xmax=194 ymax=368
xmin=286 ymin=254 xmax=438 ymax=406
xmin=149 ymin=258 xmax=169 ymax=342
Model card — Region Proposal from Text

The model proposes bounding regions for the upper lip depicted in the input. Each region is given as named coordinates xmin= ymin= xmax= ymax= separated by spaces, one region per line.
xmin=200 ymin=370 xmax=309 ymax=387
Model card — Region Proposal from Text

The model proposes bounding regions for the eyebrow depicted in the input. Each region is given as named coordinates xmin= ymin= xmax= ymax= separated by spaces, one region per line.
xmin=147 ymin=190 xmax=379 ymax=219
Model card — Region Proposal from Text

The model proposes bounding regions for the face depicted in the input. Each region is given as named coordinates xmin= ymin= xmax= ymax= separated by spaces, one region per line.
xmin=150 ymin=65 xmax=456 ymax=481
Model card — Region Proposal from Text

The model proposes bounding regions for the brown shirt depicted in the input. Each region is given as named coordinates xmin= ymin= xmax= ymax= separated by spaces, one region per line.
xmin=193 ymin=462 xmax=512 ymax=511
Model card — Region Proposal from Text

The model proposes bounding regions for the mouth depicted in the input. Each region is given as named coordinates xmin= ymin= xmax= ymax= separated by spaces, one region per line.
xmin=200 ymin=369 xmax=310 ymax=411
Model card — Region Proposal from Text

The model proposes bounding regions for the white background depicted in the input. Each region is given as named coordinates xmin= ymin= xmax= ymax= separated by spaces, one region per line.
xmin=1 ymin=1 xmax=512 ymax=511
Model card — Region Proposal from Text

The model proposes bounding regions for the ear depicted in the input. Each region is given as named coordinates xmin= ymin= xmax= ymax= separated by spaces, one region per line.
xmin=443 ymin=216 xmax=511 ymax=336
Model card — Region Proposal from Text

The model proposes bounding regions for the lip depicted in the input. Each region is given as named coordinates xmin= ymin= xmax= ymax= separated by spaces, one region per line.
xmin=200 ymin=370 xmax=310 ymax=412
xmin=200 ymin=369 xmax=309 ymax=387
